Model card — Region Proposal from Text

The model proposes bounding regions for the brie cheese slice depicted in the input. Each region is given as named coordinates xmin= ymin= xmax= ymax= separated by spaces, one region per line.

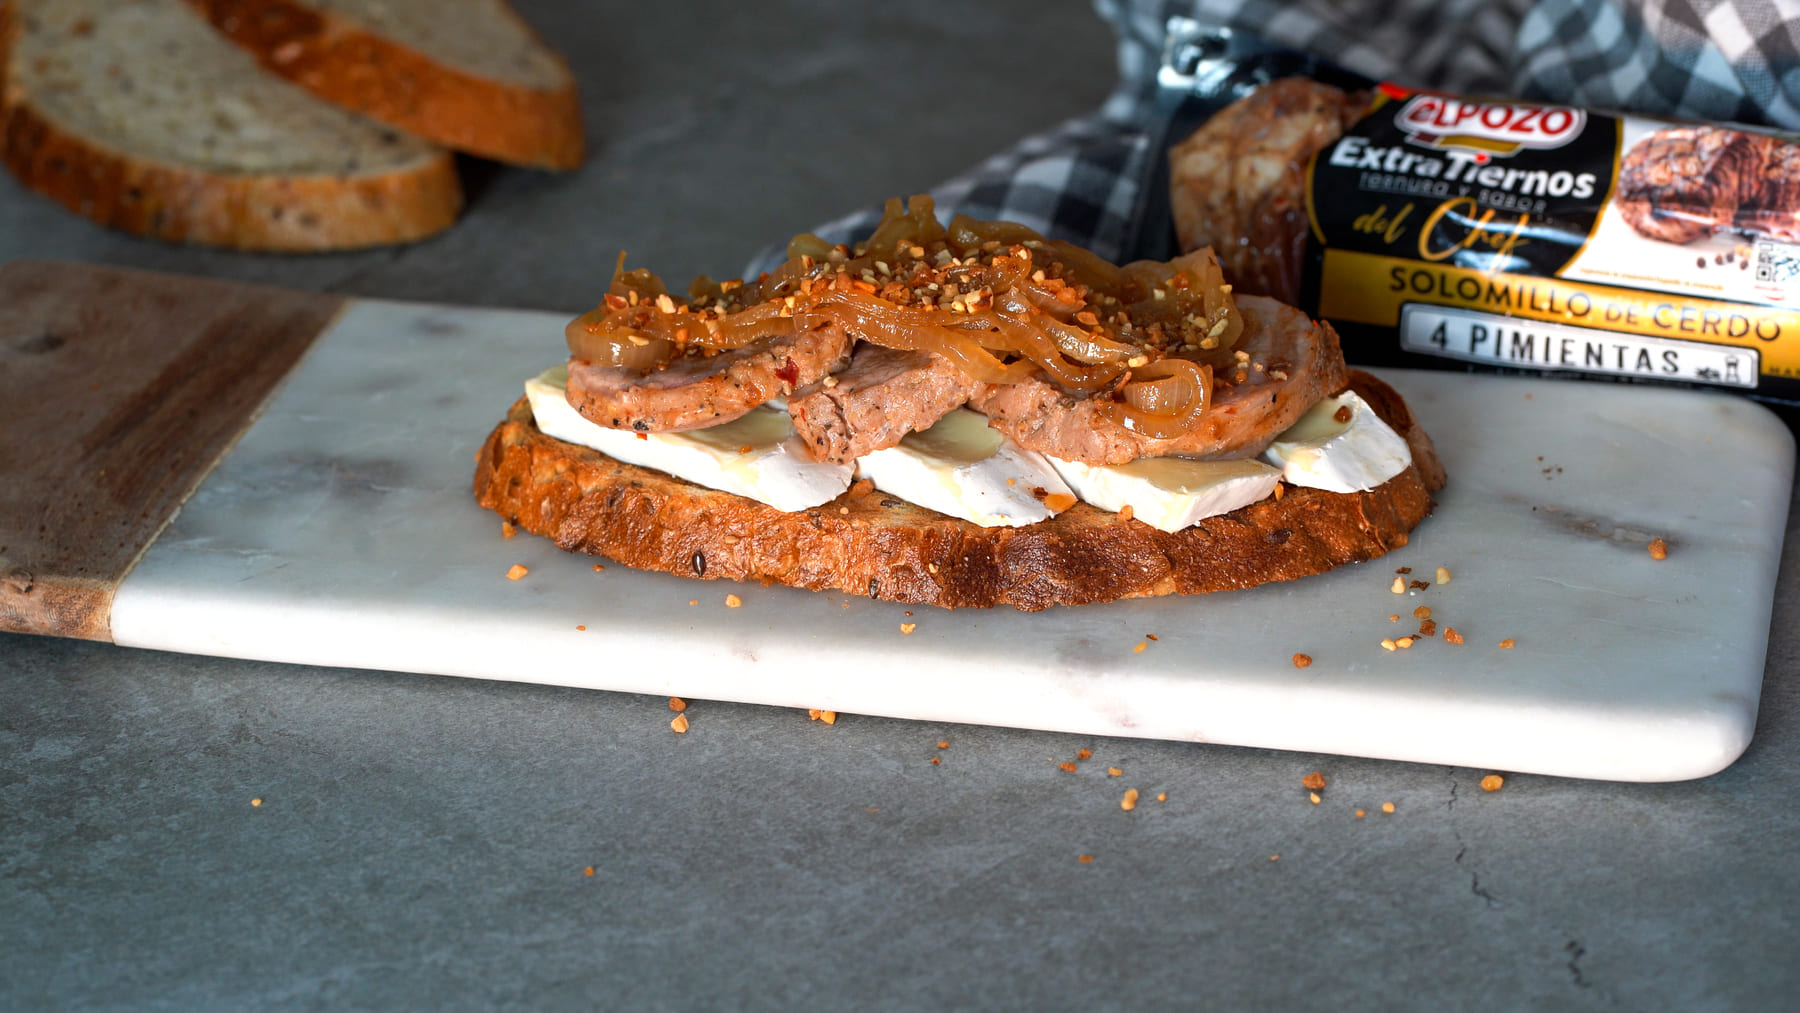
xmin=1048 ymin=455 xmax=1282 ymax=533
xmin=525 ymin=365 xmax=853 ymax=512
xmin=858 ymin=409 xmax=1075 ymax=528
xmin=1264 ymin=391 xmax=1412 ymax=493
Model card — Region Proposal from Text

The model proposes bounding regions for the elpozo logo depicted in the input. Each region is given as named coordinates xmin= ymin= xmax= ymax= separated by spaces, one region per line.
xmin=1395 ymin=94 xmax=1586 ymax=157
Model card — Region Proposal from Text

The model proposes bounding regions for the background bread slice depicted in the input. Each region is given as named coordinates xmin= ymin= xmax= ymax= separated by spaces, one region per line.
xmin=1 ymin=0 xmax=463 ymax=250
xmin=183 ymin=0 xmax=583 ymax=170
xmin=474 ymin=371 xmax=1444 ymax=611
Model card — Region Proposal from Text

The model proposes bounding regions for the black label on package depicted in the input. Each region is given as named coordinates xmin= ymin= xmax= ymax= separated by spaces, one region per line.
xmin=1310 ymin=90 xmax=1620 ymax=278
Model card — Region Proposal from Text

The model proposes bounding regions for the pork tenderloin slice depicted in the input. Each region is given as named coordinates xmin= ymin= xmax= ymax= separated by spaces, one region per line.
xmin=1169 ymin=78 xmax=1371 ymax=304
xmin=969 ymin=296 xmax=1348 ymax=466
xmin=565 ymin=319 xmax=853 ymax=433
xmin=1616 ymin=126 xmax=1769 ymax=245
xmin=1737 ymin=137 xmax=1800 ymax=243
xmin=787 ymin=344 xmax=978 ymax=463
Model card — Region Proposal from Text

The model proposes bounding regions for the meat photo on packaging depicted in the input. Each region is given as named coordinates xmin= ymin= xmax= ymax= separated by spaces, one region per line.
xmin=1563 ymin=120 xmax=1800 ymax=313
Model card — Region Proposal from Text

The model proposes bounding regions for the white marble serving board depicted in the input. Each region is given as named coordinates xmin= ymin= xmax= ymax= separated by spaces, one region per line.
xmin=107 ymin=300 xmax=1795 ymax=782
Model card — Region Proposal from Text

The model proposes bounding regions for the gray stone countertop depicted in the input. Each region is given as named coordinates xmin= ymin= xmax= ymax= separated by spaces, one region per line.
xmin=4 ymin=2 xmax=1798 ymax=1008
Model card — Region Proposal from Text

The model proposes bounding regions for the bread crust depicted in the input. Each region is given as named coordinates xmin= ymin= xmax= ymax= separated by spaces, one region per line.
xmin=0 ymin=0 xmax=463 ymax=251
xmin=182 ymin=0 xmax=584 ymax=170
xmin=474 ymin=371 xmax=1444 ymax=611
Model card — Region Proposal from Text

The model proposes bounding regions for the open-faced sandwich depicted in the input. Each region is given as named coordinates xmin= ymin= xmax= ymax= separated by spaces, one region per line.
xmin=475 ymin=196 xmax=1444 ymax=610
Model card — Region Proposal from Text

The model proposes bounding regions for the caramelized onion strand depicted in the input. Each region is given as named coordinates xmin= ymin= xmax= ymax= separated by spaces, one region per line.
xmin=1097 ymin=360 xmax=1212 ymax=438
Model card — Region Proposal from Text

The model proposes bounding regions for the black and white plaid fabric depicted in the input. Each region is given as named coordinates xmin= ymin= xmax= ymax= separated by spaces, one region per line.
xmin=1515 ymin=1 xmax=1800 ymax=126
xmin=745 ymin=113 xmax=1150 ymax=276
xmin=749 ymin=0 xmax=1800 ymax=276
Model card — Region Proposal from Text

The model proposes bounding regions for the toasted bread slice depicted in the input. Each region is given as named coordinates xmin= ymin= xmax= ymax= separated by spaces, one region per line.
xmin=0 ymin=0 xmax=462 ymax=250
xmin=183 ymin=0 xmax=582 ymax=170
xmin=474 ymin=371 xmax=1444 ymax=611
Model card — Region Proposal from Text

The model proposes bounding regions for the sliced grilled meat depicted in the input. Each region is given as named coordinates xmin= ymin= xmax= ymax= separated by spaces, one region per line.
xmin=565 ymin=320 xmax=853 ymax=433
xmin=787 ymin=344 xmax=978 ymax=463
xmin=1168 ymin=78 xmax=1372 ymax=304
xmin=1737 ymin=136 xmax=1800 ymax=243
xmin=969 ymin=296 xmax=1347 ymax=465
xmin=1617 ymin=126 xmax=1770 ymax=245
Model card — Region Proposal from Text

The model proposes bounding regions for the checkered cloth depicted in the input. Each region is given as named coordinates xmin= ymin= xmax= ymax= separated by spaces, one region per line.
xmin=744 ymin=113 xmax=1152 ymax=276
xmin=748 ymin=0 xmax=1800 ymax=275
xmin=1515 ymin=1 xmax=1800 ymax=126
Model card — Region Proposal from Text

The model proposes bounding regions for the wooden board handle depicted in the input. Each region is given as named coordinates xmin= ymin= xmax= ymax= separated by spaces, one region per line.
xmin=0 ymin=260 xmax=344 ymax=640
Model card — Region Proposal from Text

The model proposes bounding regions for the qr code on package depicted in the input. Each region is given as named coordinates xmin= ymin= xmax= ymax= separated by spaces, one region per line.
xmin=1755 ymin=240 xmax=1800 ymax=284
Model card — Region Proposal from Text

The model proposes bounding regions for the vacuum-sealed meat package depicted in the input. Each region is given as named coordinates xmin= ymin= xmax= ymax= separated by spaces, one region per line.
xmin=1147 ymin=24 xmax=1800 ymax=402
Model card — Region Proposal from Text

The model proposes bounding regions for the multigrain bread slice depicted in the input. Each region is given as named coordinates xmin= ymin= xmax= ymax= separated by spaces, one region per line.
xmin=183 ymin=0 xmax=583 ymax=170
xmin=0 ymin=0 xmax=462 ymax=250
xmin=474 ymin=371 xmax=1445 ymax=611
